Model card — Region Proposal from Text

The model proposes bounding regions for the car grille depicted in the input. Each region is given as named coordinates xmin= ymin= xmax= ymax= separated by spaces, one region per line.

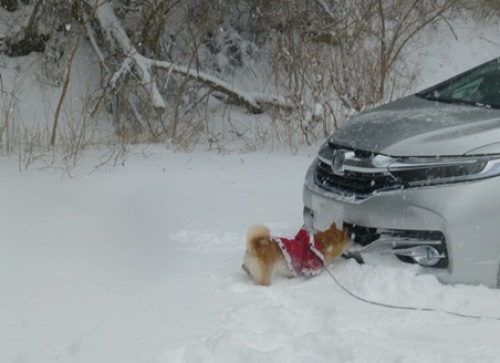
xmin=314 ymin=144 xmax=403 ymax=197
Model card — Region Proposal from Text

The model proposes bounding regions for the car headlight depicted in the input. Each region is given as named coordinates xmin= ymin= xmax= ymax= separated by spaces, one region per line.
xmin=388 ymin=156 xmax=500 ymax=187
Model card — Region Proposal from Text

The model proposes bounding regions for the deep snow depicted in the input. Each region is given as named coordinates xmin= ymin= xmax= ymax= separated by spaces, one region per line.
xmin=3 ymin=15 xmax=500 ymax=363
xmin=3 ymin=149 xmax=500 ymax=363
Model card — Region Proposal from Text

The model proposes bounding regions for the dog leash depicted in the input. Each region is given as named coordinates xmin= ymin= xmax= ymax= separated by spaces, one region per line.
xmin=322 ymin=265 xmax=500 ymax=321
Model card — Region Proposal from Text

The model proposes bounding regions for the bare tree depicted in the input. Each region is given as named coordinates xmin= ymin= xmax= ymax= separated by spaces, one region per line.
xmin=259 ymin=0 xmax=462 ymax=142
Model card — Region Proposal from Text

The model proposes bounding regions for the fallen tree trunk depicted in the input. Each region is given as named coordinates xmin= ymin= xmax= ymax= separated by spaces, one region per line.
xmin=86 ymin=0 xmax=263 ymax=115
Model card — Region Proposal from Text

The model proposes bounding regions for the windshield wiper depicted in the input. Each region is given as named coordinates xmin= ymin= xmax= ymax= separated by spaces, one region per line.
xmin=417 ymin=93 xmax=500 ymax=109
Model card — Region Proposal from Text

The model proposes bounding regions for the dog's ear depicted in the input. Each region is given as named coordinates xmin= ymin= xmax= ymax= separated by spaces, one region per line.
xmin=343 ymin=228 xmax=350 ymax=241
xmin=329 ymin=223 xmax=351 ymax=242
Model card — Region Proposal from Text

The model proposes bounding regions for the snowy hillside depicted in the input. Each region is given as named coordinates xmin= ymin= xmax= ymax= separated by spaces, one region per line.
xmin=3 ymin=14 xmax=500 ymax=363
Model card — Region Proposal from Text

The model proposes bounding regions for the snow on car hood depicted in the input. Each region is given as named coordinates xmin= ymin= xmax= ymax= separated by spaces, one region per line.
xmin=330 ymin=95 xmax=500 ymax=157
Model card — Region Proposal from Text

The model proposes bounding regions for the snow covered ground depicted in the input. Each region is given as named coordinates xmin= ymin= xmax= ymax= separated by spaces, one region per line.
xmin=3 ymin=147 xmax=500 ymax=363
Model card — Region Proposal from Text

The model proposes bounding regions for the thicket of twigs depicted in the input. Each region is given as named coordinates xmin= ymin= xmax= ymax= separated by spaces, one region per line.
xmin=0 ymin=0 xmax=498 ymax=159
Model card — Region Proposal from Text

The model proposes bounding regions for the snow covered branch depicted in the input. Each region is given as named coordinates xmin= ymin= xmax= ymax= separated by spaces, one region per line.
xmin=148 ymin=59 xmax=263 ymax=114
xmin=314 ymin=0 xmax=336 ymax=20
xmin=86 ymin=0 xmax=263 ymax=115
xmin=90 ymin=0 xmax=165 ymax=112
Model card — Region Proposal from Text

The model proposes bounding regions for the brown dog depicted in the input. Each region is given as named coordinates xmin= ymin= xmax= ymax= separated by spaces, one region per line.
xmin=242 ymin=223 xmax=350 ymax=286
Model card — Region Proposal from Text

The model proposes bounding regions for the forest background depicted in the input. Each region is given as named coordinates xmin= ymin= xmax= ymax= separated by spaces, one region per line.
xmin=1 ymin=0 xmax=500 ymax=164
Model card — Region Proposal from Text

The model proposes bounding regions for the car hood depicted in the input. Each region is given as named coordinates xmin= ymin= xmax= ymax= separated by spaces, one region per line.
xmin=330 ymin=95 xmax=500 ymax=157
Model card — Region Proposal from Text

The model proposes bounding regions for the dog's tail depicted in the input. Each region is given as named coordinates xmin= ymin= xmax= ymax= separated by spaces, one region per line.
xmin=247 ymin=224 xmax=271 ymax=250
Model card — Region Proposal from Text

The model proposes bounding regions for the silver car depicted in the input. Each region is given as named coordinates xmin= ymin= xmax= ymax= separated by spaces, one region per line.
xmin=303 ymin=57 xmax=500 ymax=288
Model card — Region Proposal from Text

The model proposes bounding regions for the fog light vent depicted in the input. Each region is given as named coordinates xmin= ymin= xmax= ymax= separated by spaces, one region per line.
xmin=394 ymin=246 xmax=445 ymax=267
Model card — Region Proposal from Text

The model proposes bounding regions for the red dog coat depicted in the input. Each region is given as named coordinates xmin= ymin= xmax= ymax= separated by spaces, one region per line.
xmin=274 ymin=229 xmax=325 ymax=276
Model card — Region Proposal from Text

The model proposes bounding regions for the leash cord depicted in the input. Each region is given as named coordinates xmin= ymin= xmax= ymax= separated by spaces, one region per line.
xmin=322 ymin=266 xmax=500 ymax=321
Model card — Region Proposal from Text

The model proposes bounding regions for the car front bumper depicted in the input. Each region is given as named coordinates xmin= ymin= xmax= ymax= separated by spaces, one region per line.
xmin=303 ymin=161 xmax=500 ymax=288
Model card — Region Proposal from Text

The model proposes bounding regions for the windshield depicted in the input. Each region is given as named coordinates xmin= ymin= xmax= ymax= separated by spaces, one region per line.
xmin=417 ymin=59 xmax=500 ymax=109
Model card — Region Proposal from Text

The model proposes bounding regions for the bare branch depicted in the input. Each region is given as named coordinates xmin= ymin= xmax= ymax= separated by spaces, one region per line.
xmin=150 ymin=59 xmax=263 ymax=114
xmin=89 ymin=0 xmax=165 ymax=111
xmin=87 ymin=0 xmax=263 ymax=115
